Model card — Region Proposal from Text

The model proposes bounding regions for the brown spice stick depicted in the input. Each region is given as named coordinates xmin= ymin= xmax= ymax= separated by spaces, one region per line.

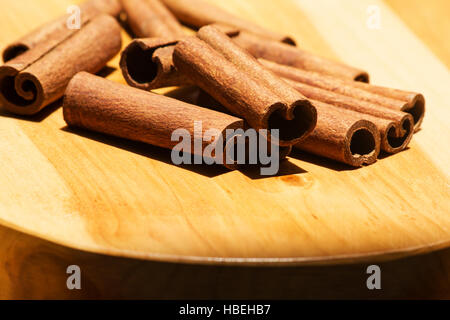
xmin=120 ymin=28 xmax=369 ymax=91
xmin=296 ymin=100 xmax=380 ymax=167
xmin=120 ymin=38 xmax=190 ymax=90
xmin=227 ymin=29 xmax=369 ymax=82
xmin=260 ymin=59 xmax=425 ymax=132
xmin=165 ymin=86 xmax=378 ymax=167
xmin=164 ymin=86 xmax=293 ymax=160
xmin=196 ymin=26 xmax=311 ymax=121
xmin=121 ymin=0 xmax=185 ymax=38
xmin=172 ymin=36 xmax=317 ymax=146
xmin=350 ymin=82 xmax=425 ymax=132
xmin=63 ymin=72 xmax=246 ymax=170
xmin=2 ymin=0 xmax=122 ymax=62
xmin=0 ymin=15 xmax=122 ymax=115
xmin=161 ymin=0 xmax=296 ymax=45
xmin=284 ymin=79 xmax=414 ymax=153
xmin=119 ymin=34 xmax=403 ymax=154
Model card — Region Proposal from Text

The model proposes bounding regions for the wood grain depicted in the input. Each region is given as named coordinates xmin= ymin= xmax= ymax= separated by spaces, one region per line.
xmin=0 ymin=223 xmax=449 ymax=299
xmin=0 ymin=0 xmax=449 ymax=273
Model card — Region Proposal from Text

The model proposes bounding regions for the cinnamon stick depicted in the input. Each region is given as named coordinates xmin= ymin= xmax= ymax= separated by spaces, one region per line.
xmin=63 ymin=72 xmax=246 ymax=170
xmin=196 ymin=26 xmax=311 ymax=122
xmin=164 ymin=86 xmax=293 ymax=161
xmin=260 ymin=59 xmax=425 ymax=132
xmin=172 ymin=33 xmax=317 ymax=146
xmin=227 ymin=29 xmax=369 ymax=82
xmin=121 ymin=0 xmax=185 ymax=38
xmin=0 ymin=15 xmax=122 ymax=115
xmin=120 ymin=38 xmax=190 ymax=90
xmin=2 ymin=0 xmax=122 ymax=62
xmin=284 ymin=79 xmax=414 ymax=153
xmin=165 ymin=86 xmax=378 ymax=166
xmin=296 ymin=100 xmax=380 ymax=166
xmin=120 ymin=27 xmax=369 ymax=91
xmin=119 ymin=32 xmax=404 ymax=154
xmin=161 ymin=0 xmax=296 ymax=45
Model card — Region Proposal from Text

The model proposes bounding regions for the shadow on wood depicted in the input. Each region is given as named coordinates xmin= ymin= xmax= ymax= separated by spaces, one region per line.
xmin=61 ymin=126 xmax=230 ymax=178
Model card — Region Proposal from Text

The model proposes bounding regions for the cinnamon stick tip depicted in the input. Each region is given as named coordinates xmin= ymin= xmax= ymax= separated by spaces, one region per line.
xmin=120 ymin=38 xmax=178 ymax=90
xmin=281 ymin=36 xmax=296 ymax=46
xmin=403 ymin=93 xmax=425 ymax=132
xmin=383 ymin=113 xmax=414 ymax=154
xmin=354 ymin=72 xmax=370 ymax=83
xmin=267 ymin=100 xmax=317 ymax=146
xmin=345 ymin=119 xmax=380 ymax=166
xmin=2 ymin=43 xmax=29 ymax=63
xmin=120 ymin=40 xmax=152 ymax=89
xmin=0 ymin=66 xmax=45 ymax=115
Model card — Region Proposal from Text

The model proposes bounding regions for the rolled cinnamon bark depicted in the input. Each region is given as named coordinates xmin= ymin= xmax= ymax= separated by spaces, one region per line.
xmin=120 ymin=37 xmax=190 ymax=90
xmin=260 ymin=59 xmax=425 ymax=132
xmin=2 ymin=0 xmax=122 ymax=62
xmin=164 ymin=86 xmax=293 ymax=161
xmin=0 ymin=15 xmax=122 ymax=115
xmin=350 ymin=82 xmax=425 ymax=132
xmin=161 ymin=0 xmax=296 ymax=45
xmin=196 ymin=26 xmax=310 ymax=121
xmin=120 ymin=28 xmax=369 ymax=91
xmin=296 ymin=100 xmax=380 ymax=167
xmin=165 ymin=86 xmax=378 ymax=167
xmin=120 ymin=34 xmax=405 ymax=154
xmin=63 ymin=72 xmax=246 ymax=170
xmin=228 ymin=29 xmax=369 ymax=82
xmin=172 ymin=35 xmax=317 ymax=146
xmin=121 ymin=0 xmax=185 ymax=38
xmin=284 ymin=79 xmax=414 ymax=153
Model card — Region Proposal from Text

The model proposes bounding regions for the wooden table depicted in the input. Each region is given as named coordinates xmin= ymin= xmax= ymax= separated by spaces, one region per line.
xmin=0 ymin=0 xmax=449 ymax=298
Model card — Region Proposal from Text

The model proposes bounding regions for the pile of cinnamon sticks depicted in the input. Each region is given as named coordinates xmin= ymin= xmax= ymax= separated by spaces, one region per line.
xmin=0 ymin=0 xmax=425 ymax=170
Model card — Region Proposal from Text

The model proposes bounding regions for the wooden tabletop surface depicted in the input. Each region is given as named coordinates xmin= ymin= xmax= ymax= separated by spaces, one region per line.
xmin=0 ymin=0 xmax=449 ymax=298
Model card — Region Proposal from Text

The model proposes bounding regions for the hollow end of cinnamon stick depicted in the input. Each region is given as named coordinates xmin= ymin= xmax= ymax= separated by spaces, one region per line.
xmin=2 ymin=44 xmax=29 ymax=63
xmin=281 ymin=77 xmax=416 ymax=153
xmin=281 ymin=37 xmax=296 ymax=46
xmin=297 ymin=118 xmax=380 ymax=167
xmin=120 ymin=38 xmax=185 ymax=90
xmin=266 ymin=100 xmax=317 ymax=146
xmin=194 ymin=25 xmax=317 ymax=146
xmin=120 ymin=40 xmax=161 ymax=89
xmin=381 ymin=113 xmax=414 ymax=154
xmin=165 ymin=86 xmax=294 ymax=162
xmin=402 ymin=93 xmax=425 ymax=132
xmin=262 ymin=58 xmax=425 ymax=135
xmin=0 ymin=66 xmax=44 ymax=115
xmin=354 ymin=72 xmax=370 ymax=83
xmin=345 ymin=121 xmax=379 ymax=166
